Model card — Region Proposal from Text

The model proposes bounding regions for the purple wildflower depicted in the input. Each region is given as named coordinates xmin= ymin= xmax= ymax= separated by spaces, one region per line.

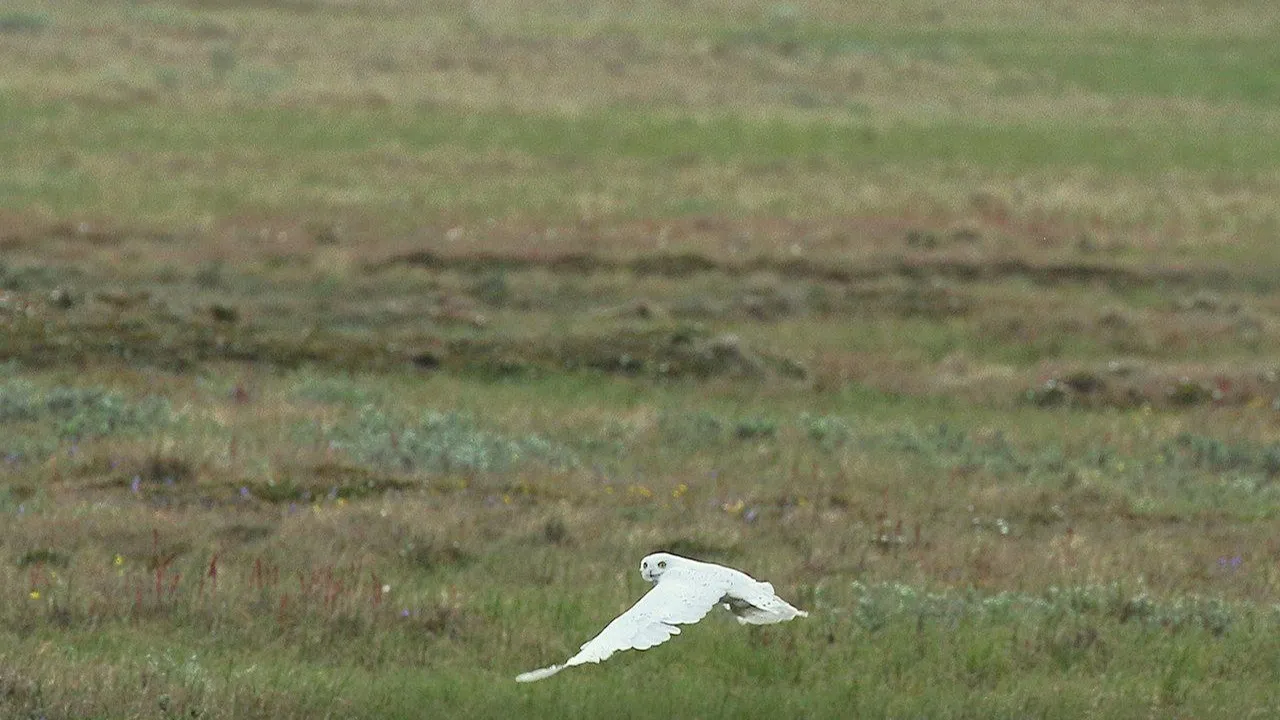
xmin=400 ymin=609 xmax=411 ymax=618
xmin=130 ymin=476 xmax=141 ymax=494
xmin=743 ymin=508 xmax=759 ymax=523
xmin=239 ymin=486 xmax=250 ymax=498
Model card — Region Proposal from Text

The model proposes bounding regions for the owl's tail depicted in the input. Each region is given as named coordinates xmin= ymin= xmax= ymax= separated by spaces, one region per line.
xmin=734 ymin=603 xmax=808 ymax=625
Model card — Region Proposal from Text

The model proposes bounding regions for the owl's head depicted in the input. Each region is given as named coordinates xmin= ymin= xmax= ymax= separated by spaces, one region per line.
xmin=640 ymin=552 xmax=678 ymax=583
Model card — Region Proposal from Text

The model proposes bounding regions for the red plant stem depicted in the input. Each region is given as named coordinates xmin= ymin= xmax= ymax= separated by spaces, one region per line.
xmin=208 ymin=553 xmax=219 ymax=593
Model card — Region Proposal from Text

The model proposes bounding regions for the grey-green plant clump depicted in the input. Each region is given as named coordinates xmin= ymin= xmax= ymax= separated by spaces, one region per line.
xmin=0 ymin=379 xmax=172 ymax=451
xmin=3 ymin=0 xmax=1280 ymax=717
xmin=318 ymin=406 xmax=577 ymax=474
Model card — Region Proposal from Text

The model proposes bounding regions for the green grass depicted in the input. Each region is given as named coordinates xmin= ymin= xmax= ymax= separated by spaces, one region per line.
xmin=2 ymin=96 xmax=1277 ymax=222
xmin=2 ymin=369 xmax=1280 ymax=717
xmin=5 ymin=96 xmax=1264 ymax=171
xmin=3 ymin=541 xmax=1279 ymax=718
xmin=3 ymin=0 xmax=1280 ymax=716
xmin=2 ymin=0 xmax=1279 ymax=231
xmin=718 ymin=24 xmax=1280 ymax=104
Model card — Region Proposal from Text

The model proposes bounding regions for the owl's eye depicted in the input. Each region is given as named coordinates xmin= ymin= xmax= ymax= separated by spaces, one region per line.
xmin=657 ymin=560 xmax=667 ymax=569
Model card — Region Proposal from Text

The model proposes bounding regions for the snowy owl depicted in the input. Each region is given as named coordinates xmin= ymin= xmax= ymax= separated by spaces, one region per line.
xmin=515 ymin=552 xmax=808 ymax=682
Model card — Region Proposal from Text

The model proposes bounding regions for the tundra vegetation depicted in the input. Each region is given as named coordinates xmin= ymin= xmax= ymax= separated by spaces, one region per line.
xmin=1 ymin=0 xmax=1279 ymax=717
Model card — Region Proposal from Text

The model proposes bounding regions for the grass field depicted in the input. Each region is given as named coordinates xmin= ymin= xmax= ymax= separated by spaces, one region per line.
xmin=3 ymin=0 xmax=1280 ymax=717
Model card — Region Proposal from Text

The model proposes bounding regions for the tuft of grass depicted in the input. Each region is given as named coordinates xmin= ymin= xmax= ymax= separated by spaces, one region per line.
xmin=0 ymin=12 xmax=48 ymax=34
xmin=292 ymin=372 xmax=380 ymax=406
xmin=799 ymin=413 xmax=852 ymax=450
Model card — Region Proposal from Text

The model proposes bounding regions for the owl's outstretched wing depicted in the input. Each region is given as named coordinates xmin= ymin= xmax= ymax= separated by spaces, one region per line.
xmin=515 ymin=570 xmax=729 ymax=682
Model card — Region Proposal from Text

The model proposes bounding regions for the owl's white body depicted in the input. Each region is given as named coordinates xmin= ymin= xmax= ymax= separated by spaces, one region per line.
xmin=516 ymin=552 xmax=808 ymax=682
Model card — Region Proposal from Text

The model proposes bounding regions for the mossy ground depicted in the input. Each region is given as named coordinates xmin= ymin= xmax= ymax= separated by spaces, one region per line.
xmin=2 ymin=1 xmax=1280 ymax=717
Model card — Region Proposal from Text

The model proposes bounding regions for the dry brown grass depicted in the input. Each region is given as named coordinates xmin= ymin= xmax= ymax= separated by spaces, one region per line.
xmin=3 ymin=1 xmax=1280 ymax=715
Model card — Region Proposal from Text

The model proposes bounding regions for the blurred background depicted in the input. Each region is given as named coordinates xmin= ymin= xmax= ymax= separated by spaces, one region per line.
xmin=2 ymin=1 xmax=1280 ymax=718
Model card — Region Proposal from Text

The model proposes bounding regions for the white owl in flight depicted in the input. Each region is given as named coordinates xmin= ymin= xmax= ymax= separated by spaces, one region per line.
xmin=516 ymin=552 xmax=808 ymax=682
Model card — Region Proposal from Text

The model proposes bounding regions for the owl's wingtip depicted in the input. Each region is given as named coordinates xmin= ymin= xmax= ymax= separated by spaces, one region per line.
xmin=516 ymin=664 xmax=566 ymax=682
